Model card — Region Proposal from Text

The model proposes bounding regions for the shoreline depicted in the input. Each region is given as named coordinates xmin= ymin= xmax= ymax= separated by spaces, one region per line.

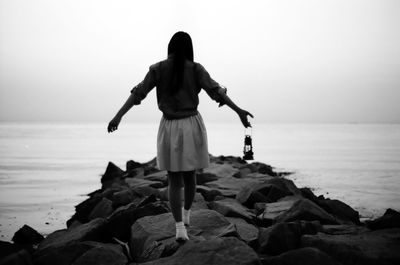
xmin=0 ymin=155 xmax=395 ymax=243
xmin=1 ymin=154 xmax=399 ymax=265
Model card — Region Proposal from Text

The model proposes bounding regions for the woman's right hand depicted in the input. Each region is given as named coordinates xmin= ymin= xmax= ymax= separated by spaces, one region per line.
xmin=107 ymin=115 xmax=121 ymax=133
xmin=238 ymin=109 xmax=254 ymax=128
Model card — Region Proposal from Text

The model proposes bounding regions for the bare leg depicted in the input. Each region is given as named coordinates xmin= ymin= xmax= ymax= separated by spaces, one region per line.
xmin=168 ymin=171 xmax=183 ymax=222
xmin=182 ymin=170 xmax=196 ymax=210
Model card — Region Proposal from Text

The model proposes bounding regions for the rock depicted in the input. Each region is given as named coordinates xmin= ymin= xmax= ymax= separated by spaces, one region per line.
xmin=275 ymin=198 xmax=338 ymax=225
xmin=126 ymin=160 xmax=142 ymax=171
xmin=12 ymin=224 xmax=44 ymax=246
xmin=209 ymin=155 xmax=247 ymax=168
xmin=226 ymin=217 xmax=259 ymax=246
xmin=258 ymin=220 xmax=322 ymax=255
xmin=208 ymin=198 xmax=256 ymax=223
xmin=67 ymin=187 xmax=120 ymax=226
xmin=236 ymin=181 xmax=291 ymax=209
xmin=33 ymin=241 xmax=127 ymax=265
xmin=299 ymin=187 xmax=319 ymax=203
xmin=36 ymin=218 xmax=109 ymax=254
xmin=106 ymin=200 xmax=170 ymax=242
xmin=131 ymin=186 xmax=162 ymax=198
xmin=101 ymin=162 xmax=125 ymax=189
xmin=130 ymin=209 xmax=239 ymax=262
xmin=320 ymin=224 xmax=370 ymax=235
xmin=157 ymin=187 xmax=169 ymax=201
xmin=0 ymin=241 xmax=23 ymax=260
xmin=136 ymin=237 xmax=261 ymax=265
xmin=240 ymin=162 xmax=279 ymax=176
xmin=261 ymin=247 xmax=341 ymax=265
xmin=233 ymin=167 xmax=253 ymax=178
xmin=205 ymin=177 xmax=264 ymax=197
xmin=142 ymin=171 xmax=168 ymax=186
xmin=125 ymin=178 xmax=164 ymax=189
xmin=70 ymin=242 xmax=127 ymax=265
xmin=0 ymin=249 xmax=33 ymax=265
xmin=191 ymin=192 xmax=209 ymax=210
xmin=301 ymin=228 xmax=400 ymax=265
xmin=111 ymin=188 xmax=137 ymax=208
xmin=367 ymin=208 xmax=400 ymax=230
xmin=200 ymin=163 xmax=239 ymax=181
xmin=67 ymin=195 xmax=103 ymax=226
xmin=257 ymin=197 xmax=299 ymax=226
xmin=299 ymin=187 xmax=360 ymax=225
xmin=317 ymin=199 xmax=360 ymax=224
xmin=196 ymin=185 xmax=223 ymax=201
xmin=88 ymin=197 xmax=114 ymax=220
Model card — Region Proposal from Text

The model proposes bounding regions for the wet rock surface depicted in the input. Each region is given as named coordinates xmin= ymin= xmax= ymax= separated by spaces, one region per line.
xmin=2 ymin=154 xmax=399 ymax=265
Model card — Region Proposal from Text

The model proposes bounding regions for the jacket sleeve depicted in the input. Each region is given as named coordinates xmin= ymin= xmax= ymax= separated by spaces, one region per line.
xmin=130 ymin=63 xmax=158 ymax=105
xmin=195 ymin=63 xmax=227 ymax=107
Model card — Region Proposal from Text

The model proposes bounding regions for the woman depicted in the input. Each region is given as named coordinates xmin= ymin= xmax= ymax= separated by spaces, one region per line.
xmin=108 ymin=31 xmax=253 ymax=242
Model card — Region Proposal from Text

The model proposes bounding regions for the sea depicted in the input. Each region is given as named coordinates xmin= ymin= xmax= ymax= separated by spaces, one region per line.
xmin=0 ymin=122 xmax=399 ymax=242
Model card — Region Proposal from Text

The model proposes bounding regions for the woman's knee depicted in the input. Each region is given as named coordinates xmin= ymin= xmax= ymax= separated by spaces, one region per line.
xmin=168 ymin=171 xmax=183 ymax=187
xmin=182 ymin=170 xmax=196 ymax=185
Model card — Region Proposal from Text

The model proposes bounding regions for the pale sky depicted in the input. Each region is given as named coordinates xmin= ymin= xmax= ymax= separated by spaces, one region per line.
xmin=0 ymin=0 xmax=399 ymax=123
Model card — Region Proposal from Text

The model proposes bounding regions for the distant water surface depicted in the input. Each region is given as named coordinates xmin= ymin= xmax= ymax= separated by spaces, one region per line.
xmin=0 ymin=122 xmax=399 ymax=241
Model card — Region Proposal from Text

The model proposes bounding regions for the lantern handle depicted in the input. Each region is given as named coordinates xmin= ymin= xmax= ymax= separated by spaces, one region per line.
xmin=244 ymin=127 xmax=252 ymax=136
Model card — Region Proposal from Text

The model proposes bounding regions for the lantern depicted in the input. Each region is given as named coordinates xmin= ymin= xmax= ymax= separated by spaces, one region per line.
xmin=243 ymin=129 xmax=254 ymax=160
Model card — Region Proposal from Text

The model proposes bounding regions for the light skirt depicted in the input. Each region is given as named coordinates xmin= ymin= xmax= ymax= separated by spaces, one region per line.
xmin=156 ymin=112 xmax=210 ymax=172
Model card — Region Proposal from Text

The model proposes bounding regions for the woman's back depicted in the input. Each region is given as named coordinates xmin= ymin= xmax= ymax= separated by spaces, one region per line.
xmin=131 ymin=56 xmax=227 ymax=120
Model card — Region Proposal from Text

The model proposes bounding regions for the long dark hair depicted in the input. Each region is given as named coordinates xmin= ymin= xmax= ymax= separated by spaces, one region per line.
xmin=167 ymin=31 xmax=194 ymax=94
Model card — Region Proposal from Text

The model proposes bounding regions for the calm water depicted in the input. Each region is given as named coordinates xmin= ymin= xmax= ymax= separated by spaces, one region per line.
xmin=0 ymin=122 xmax=399 ymax=241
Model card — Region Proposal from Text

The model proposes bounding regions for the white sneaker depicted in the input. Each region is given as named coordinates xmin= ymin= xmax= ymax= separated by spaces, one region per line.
xmin=182 ymin=207 xmax=191 ymax=226
xmin=175 ymin=221 xmax=189 ymax=242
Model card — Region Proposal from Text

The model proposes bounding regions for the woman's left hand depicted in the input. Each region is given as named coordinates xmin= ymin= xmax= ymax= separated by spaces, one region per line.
xmin=238 ymin=109 xmax=254 ymax=128
xmin=107 ymin=116 xmax=121 ymax=133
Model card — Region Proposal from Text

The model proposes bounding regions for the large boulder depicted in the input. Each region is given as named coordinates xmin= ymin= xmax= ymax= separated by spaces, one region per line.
xmin=125 ymin=177 xmax=164 ymax=189
xmin=367 ymin=208 xmax=400 ymax=230
xmin=126 ymin=159 xmax=142 ymax=171
xmin=36 ymin=218 xmax=108 ymax=255
xmin=257 ymin=197 xmax=339 ymax=226
xmin=261 ymin=247 xmax=341 ymax=265
xmin=136 ymin=237 xmax=261 ymax=265
xmin=33 ymin=241 xmax=127 ymax=265
xmin=258 ymin=220 xmax=322 ymax=255
xmin=321 ymin=224 xmax=369 ymax=235
xmin=276 ymin=199 xmax=338 ymax=224
xmin=256 ymin=197 xmax=299 ymax=226
xmin=12 ymin=224 xmax=44 ymax=246
xmin=226 ymin=217 xmax=259 ymax=246
xmin=208 ymin=198 xmax=256 ymax=223
xmin=70 ymin=242 xmax=127 ymax=265
xmin=1 ymin=249 xmax=32 ymax=265
xmin=106 ymin=200 xmax=169 ymax=242
xmin=130 ymin=209 xmax=239 ymax=262
xmin=101 ymin=162 xmax=125 ymax=189
xmin=236 ymin=180 xmax=293 ymax=208
xmin=198 ymin=163 xmax=240 ymax=182
xmin=301 ymin=228 xmax=400 ymax=265
xmin=317 ymin=199 xmax=360 ymax=224
xmin=67 ymin=187 xmax=120 ymax=226
xmin=0 ymin=241 xmax=24 ymax=260
xmin=205 ymin=177 xmax=264 ymax=197
xmin=191 ymin=192 xmax=209 ymax=210
xmin=209 ymin=155 xmax=247 ymax=168
xmin=142 ymin=171 xmax=168 ymax=186
xmin=88 ymin=197 xmax=114 ymax=220
xmin=196 ymin=185 xmax=223 ymax=201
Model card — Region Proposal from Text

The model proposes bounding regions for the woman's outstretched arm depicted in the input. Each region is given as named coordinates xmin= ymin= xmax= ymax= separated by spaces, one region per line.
xmin=219 ymin=92 xmax=254 ymax=128
xmin=107 ymin=93 xmax=136 ymax=133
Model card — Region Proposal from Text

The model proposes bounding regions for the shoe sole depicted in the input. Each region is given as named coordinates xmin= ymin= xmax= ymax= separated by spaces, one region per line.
xmin=175 ymin=237 xmax=188 ymax=243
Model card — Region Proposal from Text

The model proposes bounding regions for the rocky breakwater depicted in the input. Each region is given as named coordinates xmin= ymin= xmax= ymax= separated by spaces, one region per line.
xmin=1 ymin=154 xmax=400 ymax=265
